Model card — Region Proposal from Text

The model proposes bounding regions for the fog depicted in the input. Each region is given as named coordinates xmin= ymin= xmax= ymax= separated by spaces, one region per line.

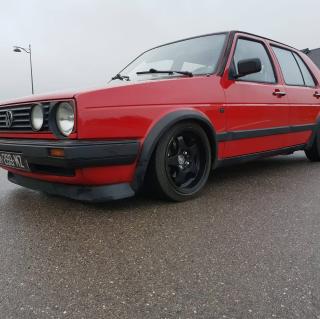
xmin=0 ymin=0 xmax=319 ymax=100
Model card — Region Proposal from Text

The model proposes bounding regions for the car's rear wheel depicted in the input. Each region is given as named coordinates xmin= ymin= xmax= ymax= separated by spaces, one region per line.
xmin=150 ymin=122 xmax=212 ymax=201
xmin=305 ymin=130 xmax=320 ymax=162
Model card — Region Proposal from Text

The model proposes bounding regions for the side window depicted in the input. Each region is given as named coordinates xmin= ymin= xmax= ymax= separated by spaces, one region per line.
xmin=293 ymin=52 xmax=316 ymax=87
xmin=233 ymin=39 xmax=276 ymax=83
xmin=272 ymin=47 xmax=304 ymax=86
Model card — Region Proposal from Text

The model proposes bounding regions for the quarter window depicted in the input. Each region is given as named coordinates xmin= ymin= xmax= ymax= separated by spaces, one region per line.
xmin=232 ymin=39 xmax=276 ymax=83
xmin=293 ymin=52 xmax=316 ymax=87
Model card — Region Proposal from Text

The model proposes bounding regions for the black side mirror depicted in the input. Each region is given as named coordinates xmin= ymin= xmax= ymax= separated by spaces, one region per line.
xmin=235 ymin=58 xmax=262 ymax=79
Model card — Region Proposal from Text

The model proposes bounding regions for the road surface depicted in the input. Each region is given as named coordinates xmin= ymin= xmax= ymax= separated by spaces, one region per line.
xmin=0 ymin=152 xmax=320 ymax=318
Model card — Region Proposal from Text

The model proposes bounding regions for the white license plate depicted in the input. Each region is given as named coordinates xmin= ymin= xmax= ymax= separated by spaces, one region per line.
xmin=0 ymin=151 xmax=30 ymax=171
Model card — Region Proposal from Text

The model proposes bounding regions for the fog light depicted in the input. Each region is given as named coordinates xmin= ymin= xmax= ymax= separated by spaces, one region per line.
xmin=49 ymin=148 xmax=65 ymax=157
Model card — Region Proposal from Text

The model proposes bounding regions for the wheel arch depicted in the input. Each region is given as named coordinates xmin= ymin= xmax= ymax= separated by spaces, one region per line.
xmin=131 ymin=110 xmax=218 ymax=191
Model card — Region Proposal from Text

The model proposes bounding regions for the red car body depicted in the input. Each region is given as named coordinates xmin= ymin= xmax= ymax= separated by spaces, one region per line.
xmin=0 ymin=31 xmax=320 ymax=201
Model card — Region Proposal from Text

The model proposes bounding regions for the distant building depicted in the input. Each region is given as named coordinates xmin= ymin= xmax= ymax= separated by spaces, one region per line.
xmin=303 ymin=48 xmax=320 ymax=68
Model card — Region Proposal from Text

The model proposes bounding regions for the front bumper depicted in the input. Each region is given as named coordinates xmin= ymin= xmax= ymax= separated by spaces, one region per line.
xmin=0 ymin=138 xmax=140 ymax=175
xmin=0 ymin=139 xmax=140 ymax=201
xmin=8 ymin=172 xmax=135 ymax=202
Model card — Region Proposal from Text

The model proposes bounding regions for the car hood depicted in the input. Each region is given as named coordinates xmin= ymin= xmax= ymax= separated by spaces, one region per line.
xmin=0 ymin=90 xmax=80 ymax=107
xmin=0 ymin=81 xmax=146 ymax=106
xmin=0 ymin=76 xmax=219 ymax=108
xmin=75 ymin=77 xmax=220 ymax=109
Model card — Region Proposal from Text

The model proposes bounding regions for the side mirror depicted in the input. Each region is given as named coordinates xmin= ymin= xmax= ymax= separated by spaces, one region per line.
xmin=235 ymin=58 xmax=262 ymax=79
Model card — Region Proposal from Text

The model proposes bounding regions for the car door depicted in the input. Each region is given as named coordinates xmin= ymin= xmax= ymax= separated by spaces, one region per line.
xmin=270 ymin=45 xmax=320 ymax=146
xmin=222 ymin=35 xmax=289 ymax=158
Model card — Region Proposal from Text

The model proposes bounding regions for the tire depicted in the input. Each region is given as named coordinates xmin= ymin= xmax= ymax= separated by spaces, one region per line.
xmin=305 ymin=131 xmax=320 ymax=162
xmin=150 ymin=121 xmax=212 ymax=201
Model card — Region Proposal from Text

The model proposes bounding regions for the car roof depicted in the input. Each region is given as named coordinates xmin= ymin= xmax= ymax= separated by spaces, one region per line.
xmin=150 ymin=30 xmax=297 ymax=52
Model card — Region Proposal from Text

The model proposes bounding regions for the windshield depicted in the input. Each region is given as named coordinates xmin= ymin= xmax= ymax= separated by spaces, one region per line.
xmin=118 ymin=33 xmax=227 ymax=81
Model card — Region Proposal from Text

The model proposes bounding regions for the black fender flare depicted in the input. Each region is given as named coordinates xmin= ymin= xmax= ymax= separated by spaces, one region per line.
xmin=131 ymin=110 xmax=218 ymax=191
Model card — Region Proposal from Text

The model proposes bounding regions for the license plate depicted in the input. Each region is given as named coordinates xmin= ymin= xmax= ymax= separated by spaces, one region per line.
xmin=0 ymin=151 xmax=30 ymax=171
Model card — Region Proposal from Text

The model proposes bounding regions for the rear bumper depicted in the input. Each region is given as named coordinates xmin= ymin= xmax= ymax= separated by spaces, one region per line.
xmin=8 ymin=172 xmax=135 ymax=202
xmin=0 ymin=138 xmax=140 ymax=175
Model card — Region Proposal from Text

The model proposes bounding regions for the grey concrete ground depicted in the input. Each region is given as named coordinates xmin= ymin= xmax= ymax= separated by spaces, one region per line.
xmin=0 ymin=151 xmax=320 ymax=319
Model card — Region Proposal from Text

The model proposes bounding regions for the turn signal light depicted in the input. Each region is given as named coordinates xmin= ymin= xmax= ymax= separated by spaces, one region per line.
xmin=49 ymin=148 xmax=65 ymax=158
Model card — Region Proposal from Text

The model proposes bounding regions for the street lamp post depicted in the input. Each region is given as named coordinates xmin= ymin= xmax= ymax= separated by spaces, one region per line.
xmin=13 ymin=44 xmax=34 ymax=95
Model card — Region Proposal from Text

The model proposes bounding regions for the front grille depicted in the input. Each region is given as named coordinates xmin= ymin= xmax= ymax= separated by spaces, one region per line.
xmin=0 ymin=103 xmax=50 ymax=132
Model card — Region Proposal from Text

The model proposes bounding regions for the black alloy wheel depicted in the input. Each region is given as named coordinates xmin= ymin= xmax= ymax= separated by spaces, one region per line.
xmin=151 ymin=122 xmax=212 ymax=201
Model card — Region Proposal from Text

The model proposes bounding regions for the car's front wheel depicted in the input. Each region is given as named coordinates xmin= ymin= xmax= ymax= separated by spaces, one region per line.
xmin=150 ymin=121 xmax=212 ymax=201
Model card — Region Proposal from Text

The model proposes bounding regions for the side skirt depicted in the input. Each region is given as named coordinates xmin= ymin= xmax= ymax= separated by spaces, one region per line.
xmin=216 ymin=144 xmax=306 ymax=168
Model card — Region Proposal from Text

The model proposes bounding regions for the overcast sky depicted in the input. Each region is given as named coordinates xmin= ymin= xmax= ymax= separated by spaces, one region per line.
xmin=0 ymin=0 xmax=319 ymax=101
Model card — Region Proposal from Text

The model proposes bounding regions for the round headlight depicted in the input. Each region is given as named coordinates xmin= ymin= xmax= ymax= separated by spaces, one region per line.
xmin=31 ymin=104 xmax=44 ymax=131
xmin=56 ymin=102 xmax=75 ymax=136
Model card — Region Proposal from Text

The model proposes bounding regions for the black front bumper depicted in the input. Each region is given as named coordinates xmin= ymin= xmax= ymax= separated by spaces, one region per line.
xmin=8 ymin=172 xmax=135 ymax=202
xmin=0 ymin=138 xmax=140 ymax=174
xmin=0 ymin=139 xmax=140 ymax=202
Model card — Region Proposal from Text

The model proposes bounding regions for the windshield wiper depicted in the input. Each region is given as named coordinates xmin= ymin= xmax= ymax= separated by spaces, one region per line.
xmin=136 ymin=68 xmax=193 ymax=77
xmin=111 ymin=74 xmax=130 ymax=81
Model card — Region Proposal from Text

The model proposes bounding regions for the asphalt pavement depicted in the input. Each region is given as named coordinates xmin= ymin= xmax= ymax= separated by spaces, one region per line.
xmin=1 ymin=151 xmax=320 ymax=319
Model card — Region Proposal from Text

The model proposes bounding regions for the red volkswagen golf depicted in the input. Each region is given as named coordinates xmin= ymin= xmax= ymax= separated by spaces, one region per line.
xmin=0 ymin=31 xmax=320 ymax=202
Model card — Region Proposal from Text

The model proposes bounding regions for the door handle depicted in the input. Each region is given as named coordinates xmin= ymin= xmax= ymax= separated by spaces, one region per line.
xmin=273 ymin=90 xmax=287 ymax=97
xmin=314 ymin=92 xmax=320 ymax=98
